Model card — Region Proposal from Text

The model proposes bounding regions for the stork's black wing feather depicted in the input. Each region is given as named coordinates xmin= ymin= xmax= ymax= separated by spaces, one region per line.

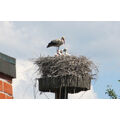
xmin=47 ymin=40 xmax=60 ymax=48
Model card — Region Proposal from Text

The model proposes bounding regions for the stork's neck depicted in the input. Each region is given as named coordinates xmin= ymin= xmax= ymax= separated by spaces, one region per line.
xmin=61 ymin=38 xmax=65 ymax=44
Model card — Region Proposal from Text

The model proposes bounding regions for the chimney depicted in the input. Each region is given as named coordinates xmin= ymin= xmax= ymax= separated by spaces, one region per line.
xmin=0 ymin=52 xmax=16 ymax=99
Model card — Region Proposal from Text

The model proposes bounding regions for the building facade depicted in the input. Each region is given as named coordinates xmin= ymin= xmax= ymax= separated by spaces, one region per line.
xmin=0 ymin=53 xmax=16 ymax=99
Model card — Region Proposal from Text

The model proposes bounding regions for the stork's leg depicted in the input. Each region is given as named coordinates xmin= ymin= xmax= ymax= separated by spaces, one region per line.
xmin=56 ymin=47 xmax=57 ymax=53
xmin=56 ymin=47 xmax=60 ymax=55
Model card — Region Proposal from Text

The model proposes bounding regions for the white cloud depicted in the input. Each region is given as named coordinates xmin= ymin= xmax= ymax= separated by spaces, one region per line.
xmin=12 ymin=59 xmax=37 ymax=99
xmin=0 ymin=21 xmax=48 ymax=59
xmin=13 ymin=59 xmax=55 ymax=99
xmin=68 ymin=86 xmax=97 ymax=99
xmin=0 ymin=22 xmax=19 ymax=46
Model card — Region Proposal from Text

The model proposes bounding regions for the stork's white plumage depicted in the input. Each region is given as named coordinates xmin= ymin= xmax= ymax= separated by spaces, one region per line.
xmin=63 ymin=48 xmax=70 ymax=56
xmin=47 ymin=37 xmax=65 ymax=51
xmin=60 ymin=49 xmax=63 ymax=55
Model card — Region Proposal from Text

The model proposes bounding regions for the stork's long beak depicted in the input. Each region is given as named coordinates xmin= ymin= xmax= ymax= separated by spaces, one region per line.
xmin=64 ymin=40 xmax=65 ymax=44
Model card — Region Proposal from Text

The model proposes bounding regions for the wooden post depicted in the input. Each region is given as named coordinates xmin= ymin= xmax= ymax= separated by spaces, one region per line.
xmin=55 ymin=87 xmax=68 ymax=99
xmin=55 ymin=89 xmax=59 ymax=99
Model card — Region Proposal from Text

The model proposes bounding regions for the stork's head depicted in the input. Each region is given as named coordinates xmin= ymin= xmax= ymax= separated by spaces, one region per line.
xmin=63 ymin=48 xmax=67 ymax=52
xmin=61 ymin=37 xmax=65 ymax=44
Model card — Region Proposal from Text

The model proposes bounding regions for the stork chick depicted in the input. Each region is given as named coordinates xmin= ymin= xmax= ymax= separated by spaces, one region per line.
xmin=60 ymin=49 xmax=63 ymax=55
xmin=63 ymin=48 xmax=70 ymax=56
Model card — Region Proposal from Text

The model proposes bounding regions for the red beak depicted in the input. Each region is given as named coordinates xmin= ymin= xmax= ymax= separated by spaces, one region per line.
xmin=64 ymin=40 xmax=65 ymax=44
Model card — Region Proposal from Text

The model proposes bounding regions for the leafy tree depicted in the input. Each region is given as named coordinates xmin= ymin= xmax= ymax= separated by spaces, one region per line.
xmin=105 ymin=80 xmax=120 ymax=99
xmin=105 ymin=85 xmax=117 ymax=99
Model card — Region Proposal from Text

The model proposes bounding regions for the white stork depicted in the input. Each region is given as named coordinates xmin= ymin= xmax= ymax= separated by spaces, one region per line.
xmin=47 ymin=37 xmax=65 ymax=52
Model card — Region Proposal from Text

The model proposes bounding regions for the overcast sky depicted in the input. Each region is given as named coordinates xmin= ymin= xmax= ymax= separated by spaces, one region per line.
xmin=0 ymin=21 xmax=120 ymax=99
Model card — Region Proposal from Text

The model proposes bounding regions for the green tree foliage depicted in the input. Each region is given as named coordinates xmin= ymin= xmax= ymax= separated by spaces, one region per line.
xmin=105 ymin=85 xmax=117 ymax=99
xmin=105 ymin=80 xmax=120 ymax=99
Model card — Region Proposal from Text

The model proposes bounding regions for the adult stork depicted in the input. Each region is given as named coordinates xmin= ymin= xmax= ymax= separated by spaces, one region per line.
xmin=47 ymin=37 xmax=65 ymax=51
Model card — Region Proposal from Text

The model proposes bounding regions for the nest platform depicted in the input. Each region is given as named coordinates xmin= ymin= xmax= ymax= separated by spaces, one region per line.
xmin=35 ymin=55 xmax=98 ymax=96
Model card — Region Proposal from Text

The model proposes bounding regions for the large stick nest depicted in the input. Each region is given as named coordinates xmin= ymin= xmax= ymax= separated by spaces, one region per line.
xmin=35 ymin=55 xmax=98 ymax=80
